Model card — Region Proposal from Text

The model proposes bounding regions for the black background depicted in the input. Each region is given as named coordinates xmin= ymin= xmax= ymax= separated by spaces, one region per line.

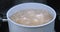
xmin=0 ymin=0 xmax=60 ymax=32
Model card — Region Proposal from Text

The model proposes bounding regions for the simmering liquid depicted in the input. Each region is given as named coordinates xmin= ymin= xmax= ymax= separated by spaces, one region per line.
xmin=10 ymin=9 xmax=53 ymax=26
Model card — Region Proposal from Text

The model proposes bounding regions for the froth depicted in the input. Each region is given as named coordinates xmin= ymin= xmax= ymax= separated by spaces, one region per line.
xmin=10 ymin=9 xmax=52 ymax=26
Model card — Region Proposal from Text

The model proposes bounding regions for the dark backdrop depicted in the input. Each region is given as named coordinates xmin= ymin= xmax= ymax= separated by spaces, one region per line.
xmin=0 ymin=0 xmax=60 ymax=32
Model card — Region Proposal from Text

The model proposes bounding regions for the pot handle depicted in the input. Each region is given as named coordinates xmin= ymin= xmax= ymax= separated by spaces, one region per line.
xmin=0 ymin=17 xmax=7 ymax=27
xmin=0 ymin=18 xmax=7 ymax=22
xmin=0 ymin=17 xmax=9 ymax=32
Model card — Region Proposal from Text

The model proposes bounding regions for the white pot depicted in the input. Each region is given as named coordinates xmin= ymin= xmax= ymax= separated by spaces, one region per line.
xmin=6 ymin=2 xmax=56 ymax=32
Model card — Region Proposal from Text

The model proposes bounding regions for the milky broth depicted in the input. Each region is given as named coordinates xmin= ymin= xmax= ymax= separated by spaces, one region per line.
xmin=10 ymin=9 xmax=53 ymax=26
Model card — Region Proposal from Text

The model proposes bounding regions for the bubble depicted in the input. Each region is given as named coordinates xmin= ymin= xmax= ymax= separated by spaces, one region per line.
xmin=33 ymin=18 xmax=39 ymax=22
xmin=36 ymin=13 xmax=44 ymax=18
